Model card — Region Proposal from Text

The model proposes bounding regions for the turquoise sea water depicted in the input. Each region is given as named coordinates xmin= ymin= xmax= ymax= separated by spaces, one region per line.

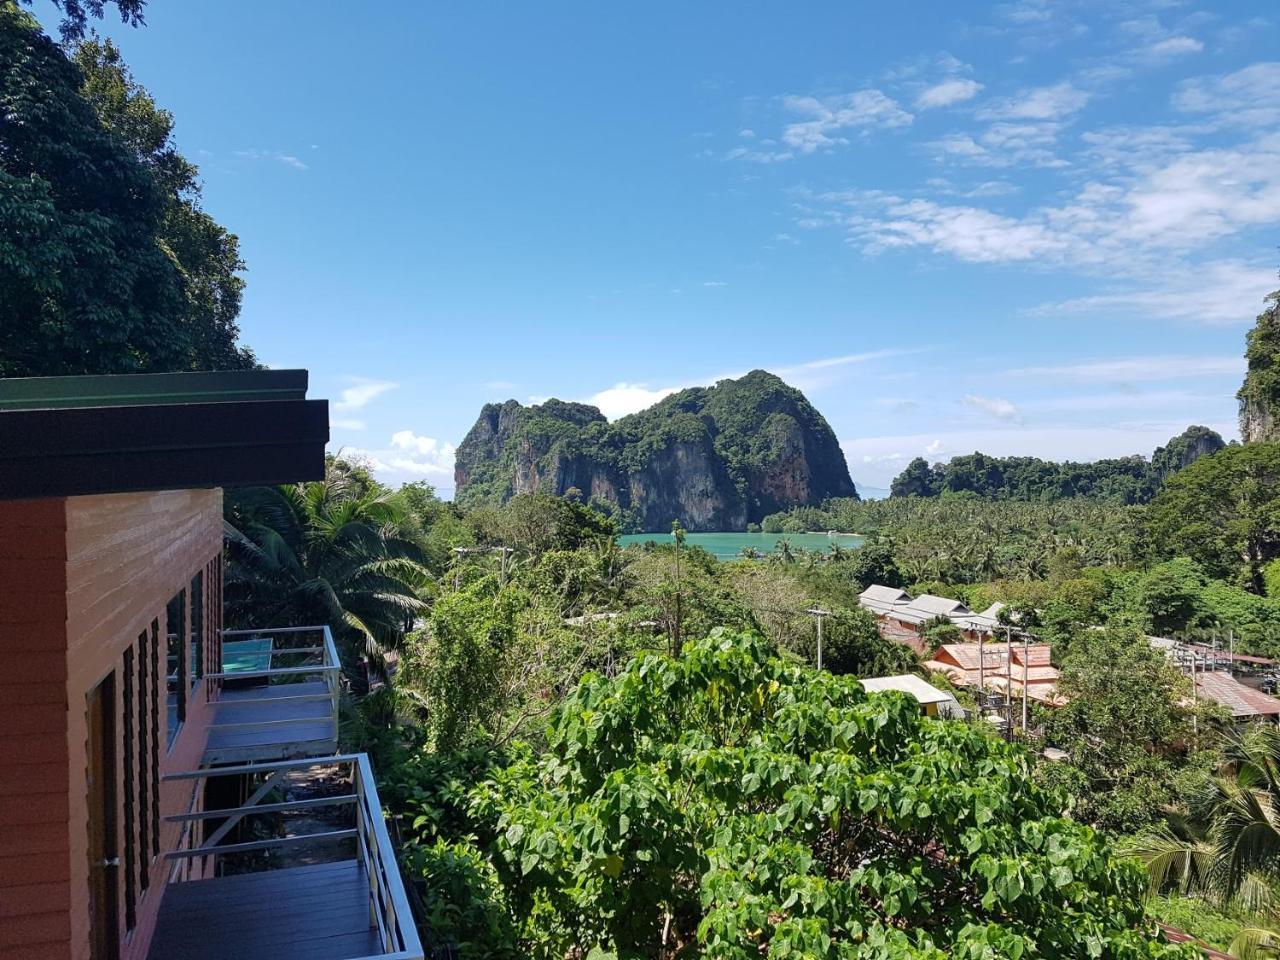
xmin=617 ymin=531 xmax=865 ymax=560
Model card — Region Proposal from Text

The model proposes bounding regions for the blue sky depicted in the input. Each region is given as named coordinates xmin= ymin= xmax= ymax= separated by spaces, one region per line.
xmin=37 ymin=0 xmax=1280 ymax=495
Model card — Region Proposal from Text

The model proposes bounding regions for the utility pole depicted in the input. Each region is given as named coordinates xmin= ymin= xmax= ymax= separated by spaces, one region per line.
xmin=671 ymin=522 xmax=685 ymax=657
xmin=1190 ymin=649 xmax=1198 ymax=736
xmin=1005 ymin=627 xmax=1013 ymax=740
xmin=978 ymin=637 xmax=986 ymax=711
xmin=1021 ymin=632 xmax=1029 ymax=733
xmin=807 ymin=608 xmax=832 ymax=670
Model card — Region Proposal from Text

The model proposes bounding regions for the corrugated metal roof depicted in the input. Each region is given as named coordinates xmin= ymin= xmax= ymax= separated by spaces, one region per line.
xmin=859 ymin=674 xmax=955 ymax=705
xmin=860 ymin=585 xmax=912 ymax=605
xmin=1195 ymin=671 xmax=1280 ymax=718
xmin=909 ymin=594 xmax=972 ymax=617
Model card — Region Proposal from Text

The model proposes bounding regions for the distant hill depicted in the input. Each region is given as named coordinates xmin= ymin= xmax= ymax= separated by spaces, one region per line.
xmin=888 ymin=426 xmax=1226 ymax=503
xmin=454 ymin=370 xmax=857 ymax=532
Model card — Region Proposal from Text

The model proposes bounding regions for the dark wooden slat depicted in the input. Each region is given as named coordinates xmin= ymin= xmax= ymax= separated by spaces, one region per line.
xmin=147 ymin=860 xmax=384 ymax=960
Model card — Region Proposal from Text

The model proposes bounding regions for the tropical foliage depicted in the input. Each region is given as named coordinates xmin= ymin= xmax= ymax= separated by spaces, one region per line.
xmin=222 ymin=467 xmax=430 ymax=672
xmin=1147 ymin=443 xmax=1280 ymax=592
xmin=393 ymin=631 xmax=1191 ymax=959
xmin=0 ymin=7 xmax=254 ymax=376
xmin=1124 ymin=725 xmax=1280 ymax=957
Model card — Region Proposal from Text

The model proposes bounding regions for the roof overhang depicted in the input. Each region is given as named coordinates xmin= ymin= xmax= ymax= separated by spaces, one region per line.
xmin=0 ymin=370 xmax=329 ymax=499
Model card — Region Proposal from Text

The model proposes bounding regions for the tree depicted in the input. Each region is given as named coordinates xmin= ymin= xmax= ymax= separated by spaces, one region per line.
xmin=485 ymin=492 xmax=617 ymax=557
xmin=1147 ymin=444 xmax=1280 ymax=592
xmin=20 ymin=0 xmax=145 ymax=41
xmin=1 ymin=6 xmax=183 ymax=376
xmin=819 ymin=607 xmax=918 ymax=676
xmin=890 ymin=456 xmax=940 ymax=497
xmin=73 ymin=37 xmax=256 ymax=371
xmin=0 ymin=9 xmax=254 ymax=377
xmin=1039 ymin=625 xmax=1205 ymax=832
xmin=1138 ymin=559 xmax=1210 ymax=637
xmin=466 ymin=631 xmax=1192 ymax=958
xmin=1124 ymin=725 xmax=1280 ymax=959
xmin=222 ymin=467 xmax=430 ymax=675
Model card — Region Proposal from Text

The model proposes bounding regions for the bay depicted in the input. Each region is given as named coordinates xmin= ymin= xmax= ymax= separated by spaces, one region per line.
xmin=617 ymin=530 xmax=864 ymax=560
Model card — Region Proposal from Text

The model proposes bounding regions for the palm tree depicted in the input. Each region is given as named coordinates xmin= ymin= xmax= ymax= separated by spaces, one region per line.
xmin=1124 ymin=725 xmax=1280 ymax=958
xmin=223 ymin=471 xmax=431 ymax=679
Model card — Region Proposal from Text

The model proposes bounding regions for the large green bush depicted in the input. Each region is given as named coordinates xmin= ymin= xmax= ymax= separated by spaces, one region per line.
xmin=397 ymin=631 xmax=1192 ymax=959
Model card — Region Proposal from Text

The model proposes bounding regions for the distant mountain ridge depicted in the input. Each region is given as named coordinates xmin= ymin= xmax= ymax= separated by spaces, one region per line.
xmin=887 ymin=426 xmax=1226 ymax=503
xmin=454 ymin=370 xmax=857 ymax=532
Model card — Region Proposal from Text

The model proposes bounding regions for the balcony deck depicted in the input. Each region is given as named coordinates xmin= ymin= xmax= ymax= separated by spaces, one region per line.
xmin=148 ymin=861 xmax=382 ymax=960
xmin=204 ymin=627 xmax=341 ymax=764
xmin=152 ymin=754 xmax=423 ymax=960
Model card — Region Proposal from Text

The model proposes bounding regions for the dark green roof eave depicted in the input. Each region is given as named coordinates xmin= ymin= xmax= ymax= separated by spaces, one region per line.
xmin=0 ymin=369 xmax=309 ymax=411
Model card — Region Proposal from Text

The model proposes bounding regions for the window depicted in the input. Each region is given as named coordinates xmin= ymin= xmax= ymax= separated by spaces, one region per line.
xmin=122 ymin=646 xmax=136 ymax=932
xmin=137 ymin=627 xmax=150 ymax=893
xmin=166 ymin=590 xmax=186 ymax=749
xmin=150 ymin=620 xmax=160 ymax=858
xmin=189 ymin=572 xmax=203 ymax=692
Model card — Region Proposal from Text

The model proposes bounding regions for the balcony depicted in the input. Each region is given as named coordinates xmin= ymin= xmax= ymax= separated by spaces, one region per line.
xmin=204 ymin=626 xmax=341 ymax=764
xmin=149 ymin=754 xmax=424 ymax=960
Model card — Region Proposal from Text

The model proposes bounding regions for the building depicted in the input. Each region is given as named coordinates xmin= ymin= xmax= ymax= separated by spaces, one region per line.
xmin=1192 ymin=671 xmax=1280 ymax=722
xmin=857 ymin=585 xmax=1003 ymax=654
xmin=924 ymin=642 xmax=1064 ymax=706
xmin=0 ymin=371 xmax=423 ymax=960
xmin=1148 ymin=636 xmax=1280 ymax=722
xmin=858 ymin=674 xmax=963 ymax=718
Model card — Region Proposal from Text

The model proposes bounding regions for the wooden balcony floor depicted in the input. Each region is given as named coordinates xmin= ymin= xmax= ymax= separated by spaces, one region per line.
xmin=204 ymin=681 xmax=338 ymax=764
xmin=148 ymin=860 xmax=382 ymax=960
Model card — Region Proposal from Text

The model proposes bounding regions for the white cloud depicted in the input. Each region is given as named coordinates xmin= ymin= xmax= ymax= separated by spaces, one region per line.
xmin=1029 ymin=260 xmax=1277 ymax=325
xmin=775 ymin=347 xmax=930 ymax=375
xmin=927 ymin=121 xmax=1067 ymax=168
xmin=924 ymin=439 xmax=943 ymax=455
xmin=1145 ymin=36 xmax=1203 ymax=58
xmin=962 ymin=394 xmax=1020 ymax=420
xmin=841 ymin=195 xmax=1068 ymax=262
xmin=821 ymin=133 xmax=1280 ymax=284
xmin=1174 ymin=62 xmax=1280 ymax=129
xmin=780 ymin=90 xmax=913 ymax=154
xmin=586 ymin=383 xmax=681 ymax=420
xmin=977 ymin=82 xmax=1089 ymax=121
xmin=387 ymin=430 xmax=457 ymax=476
xmin=917 ymin=78 xmax=983 ymax=109
xmin=1005 ymin=355 xmax=1245 ymax=382
xmin=334 ymin=378 xmax=397 ymax=412
xmin=234 ymin=148 xmax=309 ymax=170
xmin=331 ymin=417 xmax=366 ymax=431
xmin=703 ymin=280 xmax=727 ymax=288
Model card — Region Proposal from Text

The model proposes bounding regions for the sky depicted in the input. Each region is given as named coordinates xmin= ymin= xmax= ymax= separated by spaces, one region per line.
xmin=35 ymin=0 xmax=1280 ymax=496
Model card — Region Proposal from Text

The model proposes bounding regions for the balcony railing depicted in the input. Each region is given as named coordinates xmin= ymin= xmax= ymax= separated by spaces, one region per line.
xmin=203 ymin=625 xmax=342 ymax=764
xmin=150 ymin=754 xmax=424 ymax=960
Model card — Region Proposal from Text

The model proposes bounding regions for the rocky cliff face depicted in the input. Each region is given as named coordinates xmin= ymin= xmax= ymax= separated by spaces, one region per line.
xmin=1240 ymin=292 xmax=1280 ymax=443
xmin=1150 ymin=426 xmax=1226 ymax=482
xmin=453 ymin=370 xmax=857 ymax=531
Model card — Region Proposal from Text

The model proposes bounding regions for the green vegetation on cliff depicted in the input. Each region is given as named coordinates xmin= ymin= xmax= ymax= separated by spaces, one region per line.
xmin=454 ymin=370 xmax=856 ymax=532
xmin=886 ymin=426 xmax=1225 ymax=504
xmin=1239 ymin=286 xmax=1280 ymax=443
